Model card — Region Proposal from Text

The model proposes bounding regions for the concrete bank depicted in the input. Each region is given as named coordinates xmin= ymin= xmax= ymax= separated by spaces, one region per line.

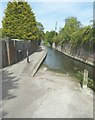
xmin=53 ymin=46 xmax=94 ymax=67
xmin=31 ymin=46 xmax=47 ymax=77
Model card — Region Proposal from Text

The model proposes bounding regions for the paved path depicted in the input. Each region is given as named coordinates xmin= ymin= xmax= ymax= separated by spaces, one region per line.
xmin=1 ymin=46 xmax=93 ymax=118
xmin=2 ymin=45 xmax=47 ymax=77
xmin=2 ymin=45 xmax=47 ymax=118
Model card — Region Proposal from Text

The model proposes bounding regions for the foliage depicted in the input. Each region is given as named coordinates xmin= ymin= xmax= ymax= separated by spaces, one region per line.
xmin=52 ymin=17 xmax=81 ymax=46
xmin=37 ymin=22 xmax=44 ymax=42
xmin=44 ymin=31 xmax=50 ymax=45
xmin=75 ymin=70 xmax=95 ymax=91
xmin=53 ymin=33 xmax=64 ymax=45
xmin=62 ymin=17 xmax=81 ymax=41
xmin=70 ymin=25 xmax=93 ymax=48
xmin=81 ymin=26 xmax=93 ymax=44
xmin=70 ymin=28 xmax=82 ymax=47
xmin=44 ymin=31 xmax=57 ymax=47
xmin=75 ymin=70 xmax=83 ymax=85
xmin=0 ymin=28 xmax=2 ymax=37
xmin=51 ymin=16 xmax=93 ymax=50
xmin=88 ymin=78 xmax=95 ymax=91
xmin=2 ymin=1 xmax=38 ymax=40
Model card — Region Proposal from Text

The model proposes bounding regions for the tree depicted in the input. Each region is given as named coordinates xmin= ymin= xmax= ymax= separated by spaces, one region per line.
xmin=62 ymin=17 xmax=81 ymax=41
xmin=37 ymin=22 xmax=44 ymax=44
xmin=44 ymin=30 xmax=57 ymax=47
xmin=44 ymin=31 xmax=50 ymax=45
xmin=71 ymin=25 xmax=93 ymax=48
xmin=81 ymin=26 xmax=92 ymax=44
xmin=0 ymin=28 xmax=2 ymax=38
xmin=2 ymin=1 xmax=38 ymax=40
xmin=53 ymin=33 xmax=64 ymax=46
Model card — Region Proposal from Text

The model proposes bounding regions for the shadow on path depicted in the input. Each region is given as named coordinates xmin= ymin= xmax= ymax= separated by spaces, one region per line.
xmin=2 ymin=69 xmax=20 ymax=100
xmin=35 ymin=46 xmax=43 ymax=52
xmin=2 ymin=69 xmax=20 ymax=117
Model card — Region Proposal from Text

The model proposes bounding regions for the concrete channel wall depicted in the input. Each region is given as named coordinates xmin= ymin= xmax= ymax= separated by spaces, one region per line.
xmin=52 ymin=42 xmax=94 ymax=67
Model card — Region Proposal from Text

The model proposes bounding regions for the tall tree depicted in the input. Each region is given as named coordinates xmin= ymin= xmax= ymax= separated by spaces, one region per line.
xmin=71 ymin=25 xmax=93 ymax=47
xmin=37 ymin=22 xmax=44 ymax=44
xmin=2 ymin=1 xmax=38 ymax=40
xmin=44 ymin=30 xmax=57 ymax=47
xmin=53 ymin=33 xmax=64 ymax=45
xmin=0 ymin=28 xmax=2 ymax=38
xmin=62 ymin=17 xmax=81 ymax=41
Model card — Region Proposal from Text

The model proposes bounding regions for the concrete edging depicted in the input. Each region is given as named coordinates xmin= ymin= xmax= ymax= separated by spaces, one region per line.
xmin=31 ymin=48 xmax=47 ymax=77
xmin=54 ymin=48 xmax=94 ymax=67
xmin=62 ymin=51 xmax=93 ymax=67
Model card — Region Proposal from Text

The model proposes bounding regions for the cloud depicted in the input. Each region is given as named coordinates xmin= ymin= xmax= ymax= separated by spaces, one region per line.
xmin=0 ymin=1 xmax=93 ymax=31
xmin=31 ymin=3 xmax=82 ymax=16
xmin=30 ymin=2 xmax=93 ymax=31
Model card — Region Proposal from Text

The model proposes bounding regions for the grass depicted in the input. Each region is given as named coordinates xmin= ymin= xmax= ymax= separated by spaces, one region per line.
xmin=74 ymin=69 xmax=95 ymax=91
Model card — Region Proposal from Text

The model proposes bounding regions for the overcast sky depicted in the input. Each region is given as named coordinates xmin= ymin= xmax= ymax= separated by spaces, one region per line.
xmin=0 ymin=1 xmax=93 ymax=32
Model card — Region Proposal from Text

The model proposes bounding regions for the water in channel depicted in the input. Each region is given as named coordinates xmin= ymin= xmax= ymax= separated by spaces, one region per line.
xmin=43 ymin=46 xmax=94 ymax=80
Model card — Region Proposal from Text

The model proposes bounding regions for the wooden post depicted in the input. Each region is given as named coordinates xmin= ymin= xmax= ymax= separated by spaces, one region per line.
xmin=6 ymin=39 xmax=11 ymax=66
xmin=83 ymin=69 xmax=88 ymax=89
xmin=0 ymin=41 xmax=2 ymax=69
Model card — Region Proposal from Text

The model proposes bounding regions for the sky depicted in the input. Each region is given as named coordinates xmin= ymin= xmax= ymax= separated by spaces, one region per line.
xmin=0 ymin=1 xmax=93 ymax=32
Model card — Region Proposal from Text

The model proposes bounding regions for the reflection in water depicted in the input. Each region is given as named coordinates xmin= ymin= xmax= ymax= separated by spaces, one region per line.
xmin=44 ymin=47 xmax=93 ymax=79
